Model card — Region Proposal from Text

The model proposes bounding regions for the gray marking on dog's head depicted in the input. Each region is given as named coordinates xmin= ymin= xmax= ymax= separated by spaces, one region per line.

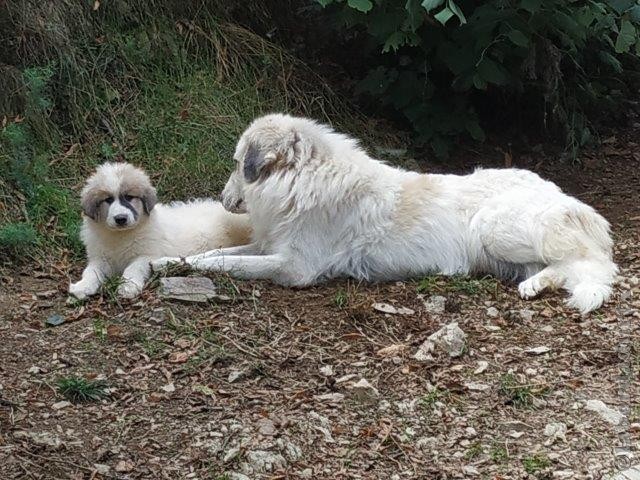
xmin=243 ymin=144 xmax=264 ymax=183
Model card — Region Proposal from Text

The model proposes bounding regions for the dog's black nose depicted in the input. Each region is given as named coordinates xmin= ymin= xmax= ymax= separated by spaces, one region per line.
xmin=114 ymin=214 xmax=128 ymax=226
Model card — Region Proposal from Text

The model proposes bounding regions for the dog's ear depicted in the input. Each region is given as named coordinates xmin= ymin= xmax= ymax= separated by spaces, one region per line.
xmin=81 ymin=188 xmax=103 ymax=221
xmin=244 ymin=144 xmax=276 ymax=183
xmin=141 ymin=185 xmax=158 ymax=214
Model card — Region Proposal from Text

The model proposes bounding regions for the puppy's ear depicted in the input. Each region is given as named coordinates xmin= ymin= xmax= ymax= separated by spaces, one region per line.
xmin=141 ymin=185 xmax=158 ymax=214
xmin=81 ymin=188 xmax=102 ymax=221
xmin=244 ymin=144 xmax=276 ymax=183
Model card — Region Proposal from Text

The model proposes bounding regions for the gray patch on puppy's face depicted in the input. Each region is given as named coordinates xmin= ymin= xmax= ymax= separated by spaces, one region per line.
xmin=243 ymin=144 xmax=264 ymax=183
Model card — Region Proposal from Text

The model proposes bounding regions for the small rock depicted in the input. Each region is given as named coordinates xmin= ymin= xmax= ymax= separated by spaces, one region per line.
xmin=313 ymin=393 xmax=344 ymax=403
xmin=372 ymin=303 xmax=414 ymax=315
xmin=319 ymin=365 xmax=334 ymax=377
xmin=526 ymin=346 xmax=551 ymax=355
xmin=465 ymin=382 xmax=490 ymax=392
xmin=486 ymin=307 xmax=499 ymax=318
xmin=93 ymin=464 xmax=111 ymax=475
xmin=300 ymin=468 xmax=314 ymax=478
xmin=376 ymin=344 xmax=407 ymax=357
xmin=484 ymin=325 xmax=501 ymax=331
xmin=465 ymin=427 xmax=477 ymax=438
xmin=277 ymin=438 xmax=302 ymax=461
xmin=519 ymin=309 xmax=535 ymax=322
xmin=28 ymin=366 xmax=41 ymax=374
xmin=463 ymin=465 xmax=480 ymax=476
xmin=159 ymin=277 xmax=222 ymax=303
xmin=541 ymin=325 xmax=554 ymax=333
xmin=553 ymin=470 xmax=575 ymax=479
xmin=227 ymin=473 xmax=250 ymax=480
xmin=350 ymin=378 xmax=379 ymax=404
xmin=161 ymin=383 xmax=175 ymax=393
xmin=228 ymin=370 xmax=246 ymax=383
xmin=335 ymin=373 xmax=358 ymax=384
xmin=244 ymin=450 xmax=287 ymax=473
xmin=14 ymin=431 xmax=63 ymax=448
xmin=544 ymin=422 xmax=567 ymax=445
xmin=422 ymin=295 xmax=446 ymax=314
xmin=223 ymin=447 xmax=241 ymax=463
xmin=257 ymin=418 xmax=276 ymax=436
xmin=605 ymin=465 xmax=640 ymax=480
xmin=45 ymin=314 xmax=65 ymax=327
xmin=585 ymin=399 xmax=625 ymax=425
xmin=115 ymin=460 xmax=135 ymax=473
xmin=415 ymin=322 xmax=467 ymax=361
xmin=474 ymin=361 xmax=489 ymax=374
xmin=52 ymin=401 xmax=72 ymax=410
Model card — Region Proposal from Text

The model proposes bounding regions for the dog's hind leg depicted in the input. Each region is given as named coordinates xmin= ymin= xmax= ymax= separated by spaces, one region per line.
xmin=556 ymin=256 xmax=617 ymax=314
xmin=184 ymin=243 xmax=261 ymax=263
xmin=518 ymin=265 xmax=564 ymax=300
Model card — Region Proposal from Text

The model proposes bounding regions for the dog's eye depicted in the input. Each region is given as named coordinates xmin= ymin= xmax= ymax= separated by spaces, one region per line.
xmin=104 ymin=196 xmax=114 ymax=204
xmin=124 ymin=195 xmax=135 ymax=202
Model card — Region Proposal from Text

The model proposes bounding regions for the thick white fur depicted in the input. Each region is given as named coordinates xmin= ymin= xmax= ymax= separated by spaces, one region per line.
xmin=70 ymin=162 xmax=251 ymax=299
xmin=151 ymin=114 xmax=617 ymax=313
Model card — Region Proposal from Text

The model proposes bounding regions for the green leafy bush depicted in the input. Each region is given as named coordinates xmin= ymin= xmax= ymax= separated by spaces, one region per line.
xmin=317 ymin=0 xmax=640 ymax=156
xmin=0 ymin=222 xmax=38 ymax=257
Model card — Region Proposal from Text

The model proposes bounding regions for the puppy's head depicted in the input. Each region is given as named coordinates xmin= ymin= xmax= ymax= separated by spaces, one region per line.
xmin=221 ymin=113 xmax=318 ymax=213
xmin=81 ymin=162 xmax=157 ymax=230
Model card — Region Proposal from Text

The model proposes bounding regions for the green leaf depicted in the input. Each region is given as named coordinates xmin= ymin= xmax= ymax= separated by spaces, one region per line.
xmin=421 ymin=0 xmax=444 ymax=12
xmin=630 ymin=5 xmax=640 ymax=23
xmin=615 ymin=19 xmax=636 ymax=53
xmin=609 ymin=0 xmax=634 ymax=15
xmin=507 ymin=29 xmax=529 ymax=47
xmin=383 ymin=31 xmax=406 ymax=53
xmin=448 ymin=0 xmax=467 ymax=24
xmin=405 ymin=0 xmax=425 ymax=31
xmin=519 ymin=0 xmax=541 ymax=13
xmin=598 ymin=51 xmax=622 ymax=73
xmin=347 ymin=0 xmax=373 ymax=13
xmin=434 ymin=7 xmax=454 ymax=25
xmin=472 ymin=74 xmax=487 ymax=90
xmin=465 ymin=119 xmax=486 ymax=142
xmin=477 ymin=57 xmax=509 ymax=85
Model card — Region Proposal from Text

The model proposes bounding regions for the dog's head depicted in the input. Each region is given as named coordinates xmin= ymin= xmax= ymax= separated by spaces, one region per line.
xmin=81 ymin=162 xmax=157 ymax=230
xmin=221 ymin=114 xmax=321 ymax=213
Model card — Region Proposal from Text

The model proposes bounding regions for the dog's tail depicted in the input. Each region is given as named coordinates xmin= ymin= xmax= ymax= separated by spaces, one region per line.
xmin=561 ymin=207 xmax=617 ymax=314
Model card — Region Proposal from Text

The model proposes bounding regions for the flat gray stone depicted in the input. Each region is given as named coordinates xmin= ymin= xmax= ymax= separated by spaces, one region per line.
xmin=159 ymin=277 xmax=227 ymax=303
xmin=606 ymin=466 xmax=640 ymax=480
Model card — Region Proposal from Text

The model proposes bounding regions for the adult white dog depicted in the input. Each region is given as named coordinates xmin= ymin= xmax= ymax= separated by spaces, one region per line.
xmin=152 ymin=114 xmax=617 ymax=313
xmin=69 ymin=162 xmax=251 ymax=299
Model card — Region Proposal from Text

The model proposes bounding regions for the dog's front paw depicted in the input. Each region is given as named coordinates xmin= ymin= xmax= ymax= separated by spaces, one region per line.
xmin=150 ymin=257 xmax=181 ymax=271
xmin=69 ymin=282 xmax=91 ymax=300
xmin=518 ymin=277 xmax=543 ymax=300
xmin=117 ymin=281 xmax=143 ymax=299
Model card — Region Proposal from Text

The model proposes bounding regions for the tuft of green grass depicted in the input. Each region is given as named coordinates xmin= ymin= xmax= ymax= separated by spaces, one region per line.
xmin=334 ymin=288 xmax=349 ymax=309
xmin=134 ymin=332 xmax=167 ymax=358
xmin=0 ymin=222 xmax=38 ymax=257
xmin=419 ymin=388 xmax=450 ymax=410
xmin=522 ymin=453 xmax=551 ymax=475
xmin=416 ymin=275 xmax=439 ymax=294
xmin=93 ymin=319 xmax=107 ymax=342
xmin=490 ymin=444 xmax=508 ymax=463
xmin=499 ymin=373 xmax=546 ymax=408
xmin=56 ymin=376 xmax=108 ymax=403
xmin=464 ymin=441 xmax=483 ymax=460
xmin=100 ymin=276 xmax=125 ymax=304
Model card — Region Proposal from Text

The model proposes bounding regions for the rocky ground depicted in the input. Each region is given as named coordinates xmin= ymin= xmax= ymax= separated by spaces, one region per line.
xmin=1 ymin=134 xmax=639 ymax=479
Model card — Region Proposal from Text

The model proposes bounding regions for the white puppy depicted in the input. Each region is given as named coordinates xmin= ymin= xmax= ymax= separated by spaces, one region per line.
xmin=152 ymin=114 xmax=617 ymax=313
xmin=69 ymin=162 xmax=251 ymax=299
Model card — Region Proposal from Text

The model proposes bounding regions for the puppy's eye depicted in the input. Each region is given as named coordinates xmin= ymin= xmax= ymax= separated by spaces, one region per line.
xmin=124 ymin=195 xmax=135 ymax=202
xmin=104 ymin=196 xmax=114 ymax=204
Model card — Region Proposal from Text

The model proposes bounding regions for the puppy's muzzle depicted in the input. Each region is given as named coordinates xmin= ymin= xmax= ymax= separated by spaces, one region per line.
xmin=114 ymin=214 xmax=128 ymax=226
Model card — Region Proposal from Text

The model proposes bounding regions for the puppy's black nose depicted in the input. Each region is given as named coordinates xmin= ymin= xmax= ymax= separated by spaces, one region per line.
xmin=114 ymin=214 xmax=128 ymax=226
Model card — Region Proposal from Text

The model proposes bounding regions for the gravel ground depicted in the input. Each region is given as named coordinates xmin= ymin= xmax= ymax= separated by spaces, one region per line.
xmin=1 ymin=135 xmax=639 ymax=479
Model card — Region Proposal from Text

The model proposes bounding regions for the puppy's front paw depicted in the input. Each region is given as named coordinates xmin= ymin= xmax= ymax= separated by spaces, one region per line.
xmin=150 ymin=257 xmax=181 ymax=271
xmin=117 ymin=281 xmax=143 ymax=299
xmin=69 ymin=282 xmax=90 ymax=300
